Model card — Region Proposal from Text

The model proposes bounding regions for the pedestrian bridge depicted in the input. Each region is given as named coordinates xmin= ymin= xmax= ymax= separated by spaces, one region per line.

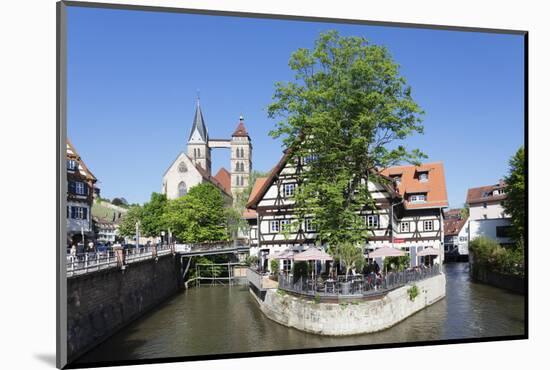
xmin=66 ymin=242 xmax=250 ymax=277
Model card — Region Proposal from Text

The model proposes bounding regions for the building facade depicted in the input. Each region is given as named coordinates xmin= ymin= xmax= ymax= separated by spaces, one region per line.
xmin=443 ymin=211 xmax=469 ymax=257
xmin=245 ymin=150 xmax=448 ymax=268
xmin=466 ymin=181 xmax=513 ymax=246
xmin=162 ymin=100 xmax=252 ymax=203
xmin=66 ymin=140 xmax=97 ymax=245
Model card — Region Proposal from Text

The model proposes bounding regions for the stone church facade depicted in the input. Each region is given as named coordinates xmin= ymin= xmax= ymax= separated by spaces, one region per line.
xmin=162 ymin=100 xmax=252 ymax=202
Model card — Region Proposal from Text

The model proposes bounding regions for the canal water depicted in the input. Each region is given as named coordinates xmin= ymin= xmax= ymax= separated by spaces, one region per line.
xmin=77 ymin=263 xmax=525 ymax=364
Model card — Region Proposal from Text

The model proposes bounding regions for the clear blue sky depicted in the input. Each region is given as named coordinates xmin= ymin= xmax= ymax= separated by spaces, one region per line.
xmin=67 ymin=6 xmax=524 ymax=208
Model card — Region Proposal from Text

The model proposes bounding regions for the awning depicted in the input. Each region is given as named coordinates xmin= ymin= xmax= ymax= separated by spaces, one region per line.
xmin=366 ymin=246 xmax=406 ymax=258
xmin=293 ymin=247 xmax=333 ymax=261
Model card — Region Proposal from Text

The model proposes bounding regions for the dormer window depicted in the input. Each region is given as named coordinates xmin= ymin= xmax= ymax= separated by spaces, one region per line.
xmin=67 ymin=159 xmax=77 ymax=171
xmin=418 ymin=171 xmax=429 ymax=182
xmin=409 ymin=193 xmax=427 ymax=203
xmin=390 ymin=175 xmax=402 ymax=185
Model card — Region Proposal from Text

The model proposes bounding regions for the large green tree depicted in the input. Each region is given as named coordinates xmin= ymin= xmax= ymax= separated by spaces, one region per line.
xmin=162 ymin=183 xmax=228 ymax=243
xmin=267 ymin=31 xmax=425 ymax=256
xmin=502 ymin=146 xmax=525 ymax=244
xmin=118 ymin=204 xmax=143 ymax=238
xmin=140 ymin=192 xmax=168 ymax=237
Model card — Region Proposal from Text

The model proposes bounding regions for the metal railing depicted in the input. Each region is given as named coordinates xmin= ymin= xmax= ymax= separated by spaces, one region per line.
xmin=278 ymin=265 xmax=441 ymax=299
xmin=66 ymin=244 xmax=174 ymax=277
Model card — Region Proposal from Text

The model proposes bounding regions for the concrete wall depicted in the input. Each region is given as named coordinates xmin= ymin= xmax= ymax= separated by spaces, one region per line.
xmin=67 ymin=254 xmax=180 ymax=361
xmin=469 ymin=218 xmax=513 ymax=245
xmin=252 ymin=274 xmax=446 ymax=336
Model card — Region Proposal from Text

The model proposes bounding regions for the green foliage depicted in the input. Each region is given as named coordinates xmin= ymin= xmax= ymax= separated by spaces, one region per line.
xmin=270 ymin=259 xmax=280 ymax=275
xmin=245 ymin=255 xmax=259 ymax=267
xmin=267 ymin=30 xmax=425 ymax=249
xmin=460 ymin=205 xmax=470 ymax=220
xmin=313 ymin=293 xmax=321 ymax=304
xmin=407 ymin=284 xmax=419 ymax=301
xmin=470 ymin=237 xmax=524 ymax=276
xmin=383 ymin=255 xmax=410 ymax=272
xmin=118 ymin=205 xmax=143 ymax=238
xmin=331 ymin=242 xmax=365 ymax=279
xmin=502 ymin=147 xmax=525 ymax=243
xmin=162 ymin=183 xmax=228 ymax=243
xmin=292 ymin=261 xmax=310 ymax=283
xmin=140 ymin=192 xmax=168 ymax=237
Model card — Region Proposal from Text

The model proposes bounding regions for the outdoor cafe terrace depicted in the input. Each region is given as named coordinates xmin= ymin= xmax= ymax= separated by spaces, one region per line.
xmin=261 ymin=247 xmax=443 ymax=301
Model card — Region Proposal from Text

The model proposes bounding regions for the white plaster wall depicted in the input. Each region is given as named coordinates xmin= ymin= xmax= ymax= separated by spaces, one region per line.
xmin=253 ymin=273 xmax=446 ymax=336
xmin=469 ymin=218 xmax=513 ymax=244
xmin=470 ymin=203 xmax=507 ymax=220
xmin=163 ymin=153 xmax=204 ymax=200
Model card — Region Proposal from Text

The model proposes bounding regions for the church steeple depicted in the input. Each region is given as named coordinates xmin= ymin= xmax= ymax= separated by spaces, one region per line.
xmin=187 ymin=98 xmax=211 ymax=175
xmin=188 ymin=99 xmax=208 ymax=144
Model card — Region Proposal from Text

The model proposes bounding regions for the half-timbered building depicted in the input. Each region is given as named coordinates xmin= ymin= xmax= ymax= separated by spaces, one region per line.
xmin=245 ymin=151 xmax=448 ymax=268
xmin=66 ymin=139 xmax=97 ymax=245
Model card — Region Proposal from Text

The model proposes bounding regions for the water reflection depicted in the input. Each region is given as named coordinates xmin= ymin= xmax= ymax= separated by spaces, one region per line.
xmin=77 ymin=263 xmax=524 ymax=364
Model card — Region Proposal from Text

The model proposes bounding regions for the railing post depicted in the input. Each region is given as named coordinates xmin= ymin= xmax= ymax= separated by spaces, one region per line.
xmin=84 ymin=253 xmax=88 ymax=272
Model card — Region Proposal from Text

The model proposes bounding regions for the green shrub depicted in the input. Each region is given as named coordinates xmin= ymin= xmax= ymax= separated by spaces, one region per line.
xmin=314 ymin=293 xmax=321 ymax=304
xmin=470 ymin=237 xmax=524 ymax=276
xmin=384 ymin=255 xmax=410 ymax=272
xmin=270 ymin=259 xmax=280 ymax=275
xmin=407 ymin=284 xmax=419 ymax=301
xmin=245 ymin=255 xmax=259 ymax=267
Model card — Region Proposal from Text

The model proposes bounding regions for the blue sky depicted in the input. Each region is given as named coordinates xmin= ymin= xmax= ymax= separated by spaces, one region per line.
xmin=67 ymin=6 xmax=524 ymax=208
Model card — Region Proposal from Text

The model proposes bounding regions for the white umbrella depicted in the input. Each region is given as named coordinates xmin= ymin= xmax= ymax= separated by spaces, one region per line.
xmin=293 ymin=248 xmax=333 ymax=282
xmin=367 ymin=246 xmax=405 ymax=258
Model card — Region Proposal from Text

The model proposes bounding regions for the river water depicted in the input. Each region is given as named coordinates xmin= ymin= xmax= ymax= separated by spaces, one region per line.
xmin=77 ymin=263 xmax=525 ymax=364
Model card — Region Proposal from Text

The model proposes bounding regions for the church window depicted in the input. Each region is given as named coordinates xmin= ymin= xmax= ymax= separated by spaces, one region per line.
xmin=178 ymin=181 xmax=187 ymax=197
xmin=197 ymin=148 xmax=201 ymax=158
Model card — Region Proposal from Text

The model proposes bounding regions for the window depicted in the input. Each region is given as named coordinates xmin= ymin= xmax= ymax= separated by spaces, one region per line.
xmin=418 ymin=171 xmax=429 ymax=182
xmin=67 ymin=159 xmax=77 ymax=170
xmin=391 ymin=175 xmax=402 ymax=185
xmin=178 ymin=181 xmax=187 ymax=197
xmin=423 ymin=220 xmax=434 ymax=231
xmin=496 ymin=226 xmax=513 ymax=238
xmin=303 ymin=154 xmax=318 ymax=164
xmin=197 ymin=148 xmax=201 ymax=157
xmin=75 ymin=182 xmax=86 ymax=195
xmin=459 ymin=236 xmax=467 ymax=242
xmin=70 ymin=206 xmax=87 ymax=220
xmin=483 ymin=214 xmax=488 ymax=219
xmin=483 ymin=202 xmax=487 ymax=208
xmin=365 ymin=215 xmax=379 ymax=228
xmin=280 ymin=219 xmax=291 ymax=231
xmin=284 ymin=183 xmax=296 ymax=197
xmin=270 ymin=220 xmax=280 ymax=233
xmin=305 ymin=218 xmax=315 ymax=232
xmin=409 ymin=193 xmax=426 ymax=203
xmin=400 ymin=222 xmax=410 ymax=232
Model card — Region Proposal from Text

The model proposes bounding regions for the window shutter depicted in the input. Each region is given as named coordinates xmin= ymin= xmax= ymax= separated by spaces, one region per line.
xmin=83 ymin=207 xmax=88 ymax=220
xmin=70 ymin=207 xmax=75 ymax=219
xmin=83 ymin=183 xmax=88 ymax=195
xmin=68 ymin=181 xmax=75 ymax=194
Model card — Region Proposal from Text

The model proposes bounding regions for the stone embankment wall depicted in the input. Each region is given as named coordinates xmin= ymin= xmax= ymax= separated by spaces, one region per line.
xmin=67 ymin=254 xmax=180 ymax=361
xmin=252 ymin=274 xmax=446 ymax=335
xmin=470 ymin=263 xmax=524 ymax=294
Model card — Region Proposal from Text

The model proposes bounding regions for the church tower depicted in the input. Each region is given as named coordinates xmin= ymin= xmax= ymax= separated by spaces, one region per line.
xmin=187 ymin=100 xmax=211 ymax=175
xmin=231 ymin=116 xmax=252 ymax=197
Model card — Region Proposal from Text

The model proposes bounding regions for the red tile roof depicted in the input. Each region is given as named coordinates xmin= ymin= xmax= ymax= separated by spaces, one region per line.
xmin=213 ymin=167 xmax=231 ymax=195
xmin=232 ymin=117 xmax=249 ymax=137
xmin=466 ymin=181 xmax=507 ymax=205
xmin=381 ymin=162 xmax=448 ymax=210
xmin=444 ymin=218 xmax=467 ymax=236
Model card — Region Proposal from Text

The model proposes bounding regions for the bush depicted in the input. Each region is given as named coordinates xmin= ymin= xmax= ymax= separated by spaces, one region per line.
xmin=292 ymin=261 xmax=310 ymax=283
xmin=245 ymin=255 xmax=259 ymax=267
xmin=470 ymin=237 xmax=524 ymax=276
xmin=270 ymin=259 xmax=280 ymax=275
xmin=384 ymin=255 xmax=410 ymax=272
xmin=407 ymin=284 xmax=419 ymax=301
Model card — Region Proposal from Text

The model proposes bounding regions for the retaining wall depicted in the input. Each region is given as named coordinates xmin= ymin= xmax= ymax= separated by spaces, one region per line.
xmin=252 ymin=273 xmax=446 ymax=335
xmin=66 ymin=254 xmax=180 ymax=361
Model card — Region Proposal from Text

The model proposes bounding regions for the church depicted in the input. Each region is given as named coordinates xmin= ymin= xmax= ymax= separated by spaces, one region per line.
xmin=162 ymin=100 xmax=252 ymax=203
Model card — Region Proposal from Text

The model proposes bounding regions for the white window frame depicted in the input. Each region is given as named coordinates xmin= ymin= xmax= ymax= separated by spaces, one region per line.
xmin=280 ymin=219 xmax=291 ymax=231
xmin=365 ymin=215 xmax=379 ymax=228
xmin=400 ymin=222 xmax=410 ymax=232
xmin=270 ymin=220 xmax=280 ymax=233
xmin=67 ymin=159 xmax=77 ymax=170
xmin=459 ymin=236 xmax=467 ymax=242
xmin=284 ymin=183 xmax=296 ymax=197
xmin=305 ymin=218 xmax=315 ymax=232
xmin=409 ymin=194 xmax=426 ymax=203
xmin=423 ymin=220 xmax=434 ymax=231
xmin=75 ymin=181 xmax=86 ymax=195
xmin=418 ymin=172 xmax=429 ymax=182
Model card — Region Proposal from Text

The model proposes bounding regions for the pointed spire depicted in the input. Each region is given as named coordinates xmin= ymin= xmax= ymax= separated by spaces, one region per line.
xmin=232 ymin=115 xmax=249 ymax=137
xmin=188 ymin=98 xmax=208 ymax=143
